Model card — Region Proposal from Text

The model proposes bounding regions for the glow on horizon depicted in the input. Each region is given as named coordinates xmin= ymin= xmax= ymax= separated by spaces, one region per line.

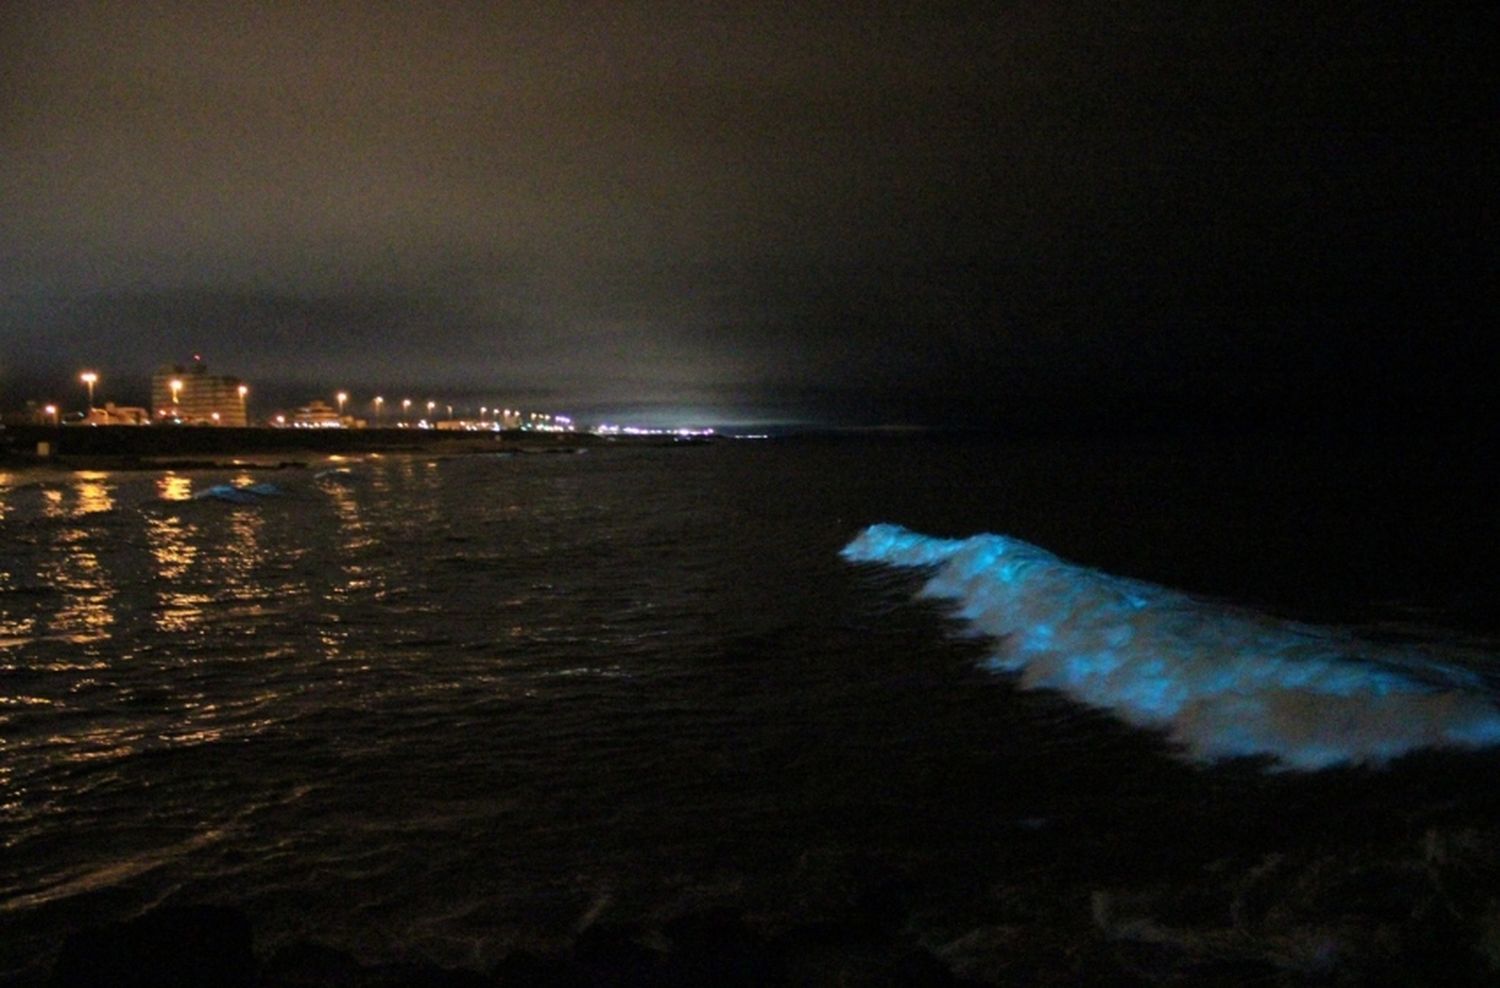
xmin=593 ymin=424 xmax=715 ymax=437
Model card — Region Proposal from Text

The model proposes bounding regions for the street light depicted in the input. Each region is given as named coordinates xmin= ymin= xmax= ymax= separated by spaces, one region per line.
xmin=80 ymin=371 xmax=98 ymax=409
xmin=336 ymin=391 xmax=348 ymax=419
xmin=169 ymin=379 xmax=183 ymax=414
xmin=373 ymin=395 xmax=384 ymax=426
xmin=401 ymin=398 xmax=411 ymax=425
xmin=44 ymin=404 xmax=58 ymax=426
xmin=426 ymin=400 xmax=436 ymax=422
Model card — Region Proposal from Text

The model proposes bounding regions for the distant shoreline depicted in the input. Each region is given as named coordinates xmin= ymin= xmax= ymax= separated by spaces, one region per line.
xmin=0 ymin=424 xmax=711 ymax=470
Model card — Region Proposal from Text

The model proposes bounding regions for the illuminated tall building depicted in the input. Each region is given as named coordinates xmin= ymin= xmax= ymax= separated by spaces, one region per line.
xmin=150 ymin=358 xmax=247 ymax=426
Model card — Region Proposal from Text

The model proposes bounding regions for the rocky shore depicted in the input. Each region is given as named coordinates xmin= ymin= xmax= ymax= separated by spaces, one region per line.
xmin=36 ymin=823 xmax=1500 ymax=987
xmin=45 ymin=900 xmax=968 ymax=988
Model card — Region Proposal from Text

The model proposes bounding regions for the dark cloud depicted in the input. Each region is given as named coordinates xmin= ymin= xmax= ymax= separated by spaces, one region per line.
xmin=2 ymin=2 xmax=1493 ymax=429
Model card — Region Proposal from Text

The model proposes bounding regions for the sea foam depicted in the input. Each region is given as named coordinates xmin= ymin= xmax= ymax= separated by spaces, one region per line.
xmin=843 ymin=524 xmax=1500 ymax=770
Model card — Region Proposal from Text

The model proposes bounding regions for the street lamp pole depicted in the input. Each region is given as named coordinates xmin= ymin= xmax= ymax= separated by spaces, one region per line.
xmin=80 ymin=371 xmax=98 ymax=409
xmin=374 ymin=396 xmax=384 ymax=426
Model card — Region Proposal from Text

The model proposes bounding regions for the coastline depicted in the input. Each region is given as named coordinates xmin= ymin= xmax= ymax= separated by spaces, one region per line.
xmin=0 ymin=425 xmax=707 ymax=472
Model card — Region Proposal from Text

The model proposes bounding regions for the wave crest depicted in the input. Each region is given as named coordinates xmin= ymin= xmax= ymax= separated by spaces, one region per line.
xmin=843 ymin=524 xmax=1500 ymax=770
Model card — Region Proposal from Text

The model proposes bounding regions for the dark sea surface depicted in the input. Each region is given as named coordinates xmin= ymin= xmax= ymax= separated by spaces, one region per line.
xmin=2 ymin=437 xmax=1498 ymax=983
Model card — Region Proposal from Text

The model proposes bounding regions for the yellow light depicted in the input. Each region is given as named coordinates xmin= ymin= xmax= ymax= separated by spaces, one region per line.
xmin=79 ymin=371 xmax=99 ymax=409
xmin=238 ymin=384 xmax=248 ymax=398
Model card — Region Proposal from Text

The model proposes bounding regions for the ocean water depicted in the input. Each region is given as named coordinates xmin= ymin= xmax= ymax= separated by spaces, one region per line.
xmin=2 ymin=437 xmax=1498 ymax=982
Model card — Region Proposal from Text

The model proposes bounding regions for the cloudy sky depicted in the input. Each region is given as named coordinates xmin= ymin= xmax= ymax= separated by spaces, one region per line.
xmin=1 ymin=2 xmax=1492 ymax=429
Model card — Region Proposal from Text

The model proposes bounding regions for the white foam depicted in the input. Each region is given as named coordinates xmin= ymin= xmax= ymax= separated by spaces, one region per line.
xmin=843 ymin=524 xmax=1500 ymax=770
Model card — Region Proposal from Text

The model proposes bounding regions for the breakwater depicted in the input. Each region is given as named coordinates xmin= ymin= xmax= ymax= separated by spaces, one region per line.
xmin=0 ymin=424 xmax=600 ymax=462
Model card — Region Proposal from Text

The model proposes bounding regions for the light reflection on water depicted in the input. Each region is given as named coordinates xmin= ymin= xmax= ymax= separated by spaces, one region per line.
xmin=39 ymin=534 xmax=114 ymax=645
xmin=224 ymin=494 xmax=266 ymax=596
xmin=156 ymin=473 xmax=192 ymax=501
xmin=0 ymin=444 xmax=1491 ymax=985
xmin=155 ymin=590 xmax=211 ymax=635
xmin=72 ymin=472 xmax=114 ymax=517
xmin=147 ymin=514 xmax=197 ymax=581
xmin=40 ymin=488 xmax=64 ymax=518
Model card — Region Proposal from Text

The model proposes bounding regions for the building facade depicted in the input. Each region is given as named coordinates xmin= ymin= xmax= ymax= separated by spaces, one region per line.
xmin=150 ymin=360 xmax=247 ymax=426
xmin=83 ymin=403 xmax=151 ymax=425
xmin=282 ymin=400 xmax=345 ymax=427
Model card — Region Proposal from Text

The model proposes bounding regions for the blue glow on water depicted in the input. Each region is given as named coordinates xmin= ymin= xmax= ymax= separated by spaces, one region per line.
xmin=191 ymin=482 xmax=284 ymax=502
xmin=843 ymin=524 xmax=1500 ymax=770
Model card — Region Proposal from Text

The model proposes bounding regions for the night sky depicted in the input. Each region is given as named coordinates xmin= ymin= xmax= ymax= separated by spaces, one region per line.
xmin=2 ymin=2 xmax=1493 ymax=431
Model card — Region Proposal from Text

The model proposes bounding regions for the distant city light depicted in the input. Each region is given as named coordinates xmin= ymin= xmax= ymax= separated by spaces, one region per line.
xmin=594 ymin=424 xmax=716 ymax=438
xmin=24 ymin=359 xmax=718 ymax=438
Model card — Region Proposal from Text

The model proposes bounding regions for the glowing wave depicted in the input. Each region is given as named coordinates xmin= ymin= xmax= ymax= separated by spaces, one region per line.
xmin=191 ymin=482 xmax=283 ymax=503
xmin=843 ymin=524 xmax=1500 ymax=770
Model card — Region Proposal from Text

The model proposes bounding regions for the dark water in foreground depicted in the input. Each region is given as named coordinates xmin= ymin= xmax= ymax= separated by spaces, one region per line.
xmin=2 ymin=438 xmax=1498 ymax=983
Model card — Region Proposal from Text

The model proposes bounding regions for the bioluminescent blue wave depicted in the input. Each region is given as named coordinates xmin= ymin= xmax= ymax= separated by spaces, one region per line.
xmin=843 ymin=524 xmax=1500 ymax=770
xmin=191 ymin=482 xmax=284 ymax=503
